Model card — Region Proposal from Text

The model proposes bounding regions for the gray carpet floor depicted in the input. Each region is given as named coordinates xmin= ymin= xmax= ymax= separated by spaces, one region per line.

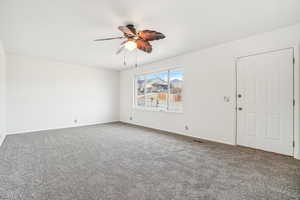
xmin=0 ymin=122 xmax=299 ymax=200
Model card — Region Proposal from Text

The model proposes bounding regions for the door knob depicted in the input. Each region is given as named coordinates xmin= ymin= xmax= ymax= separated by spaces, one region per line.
xmin=238 ymin=107 xmax=243 ymax=111
xmin=238 ymin=94 xmax=242 ymax=98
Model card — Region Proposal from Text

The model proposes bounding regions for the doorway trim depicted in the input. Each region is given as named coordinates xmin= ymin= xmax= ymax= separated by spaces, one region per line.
xmin=234 ymin=47 xmax=297 ymax=158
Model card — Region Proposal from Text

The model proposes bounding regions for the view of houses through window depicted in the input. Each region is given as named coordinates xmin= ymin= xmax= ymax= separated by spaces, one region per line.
xmin=135 ymin=68 xmax=184 ymax=112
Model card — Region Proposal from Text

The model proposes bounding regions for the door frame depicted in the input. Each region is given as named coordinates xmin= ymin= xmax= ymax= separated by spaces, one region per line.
xmin=234 ymin=47 xmax=298 ymax=158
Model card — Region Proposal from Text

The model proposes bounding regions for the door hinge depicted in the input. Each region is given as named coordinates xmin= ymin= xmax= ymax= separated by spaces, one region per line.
xmin=292 ymin=141 xmax=295 ymax=148
xmin=293 ymin=99 xmax=295 ymax=107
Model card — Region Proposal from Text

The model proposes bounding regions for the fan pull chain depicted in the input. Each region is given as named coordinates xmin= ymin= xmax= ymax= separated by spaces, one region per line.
xmin=123 ymin=52 xmax=127 ymax=66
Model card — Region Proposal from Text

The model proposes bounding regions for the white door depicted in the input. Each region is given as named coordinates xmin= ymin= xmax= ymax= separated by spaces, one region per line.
xmin=237 ymin=48 xmax=294 ymax=156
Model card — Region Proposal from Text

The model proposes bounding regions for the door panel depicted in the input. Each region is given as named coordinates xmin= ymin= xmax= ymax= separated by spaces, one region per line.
xmin=237 ymin=48 xmax=294 ymax=156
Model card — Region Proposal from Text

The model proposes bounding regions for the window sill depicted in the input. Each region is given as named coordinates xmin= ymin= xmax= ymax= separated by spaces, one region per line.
xmin=133 ymin=106 xmax=184 ymax=114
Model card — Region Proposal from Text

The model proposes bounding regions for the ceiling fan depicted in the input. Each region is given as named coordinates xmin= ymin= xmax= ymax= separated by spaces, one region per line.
xmin=94 ymin=24 xmax=165 ymax=54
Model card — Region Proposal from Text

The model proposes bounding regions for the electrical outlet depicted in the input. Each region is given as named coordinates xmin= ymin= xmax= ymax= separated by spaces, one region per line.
xmin=185 ymin=125 xmax=189 ymax=130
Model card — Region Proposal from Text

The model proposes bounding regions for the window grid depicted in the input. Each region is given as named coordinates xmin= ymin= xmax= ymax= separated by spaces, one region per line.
xmin=134 ymin=68 xmax=183 ymax=112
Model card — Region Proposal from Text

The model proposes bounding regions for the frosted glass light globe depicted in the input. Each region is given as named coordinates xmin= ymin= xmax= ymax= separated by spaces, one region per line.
xmin=124 ymin=41 xmax=137 ymax=51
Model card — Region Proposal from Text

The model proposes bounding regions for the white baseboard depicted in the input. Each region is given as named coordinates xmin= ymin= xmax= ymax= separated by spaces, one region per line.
xmin=295 ymin=153 xmax=300 ymax=160
xmin=121 ymin=120 xmax=300 ymax=160
xmin=120 ymin=120 xmax=235 ymax=146
xmin=6 ymin=120 xmax=120 ymax=135
xmin=0 ymin=134 xmax=6 ymax=147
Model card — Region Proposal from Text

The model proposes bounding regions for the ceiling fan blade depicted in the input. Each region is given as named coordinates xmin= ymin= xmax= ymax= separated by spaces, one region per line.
xmin=138 ymin=30 xmax=165 ymax=41
xmin=118 ymin=26 xmax=136 ymax=37
xmin=126 ymin=24 xmax=137 ymax=35
xmin=120 ymin=40 xmax=127 ymax=45
xmin=94 ymin=36 xmax=124 ymax=41
xmin=116 ymin=45 xmax=125 ymax=54
xmin=136 ymin=39 xmax=152 ymax=53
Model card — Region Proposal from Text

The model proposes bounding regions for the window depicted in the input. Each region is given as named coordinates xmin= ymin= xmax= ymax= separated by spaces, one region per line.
xmin=169 ymin=69 xmax=184 ymax=112
xmin=145 ymin=71 xmax=168 ymax=110
xmin=135 ymin=68 xmax=184 ymax=112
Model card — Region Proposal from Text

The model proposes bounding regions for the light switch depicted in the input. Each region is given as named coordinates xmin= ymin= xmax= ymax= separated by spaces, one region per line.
xmin=224 ymin=96 xmax=230 ymax=102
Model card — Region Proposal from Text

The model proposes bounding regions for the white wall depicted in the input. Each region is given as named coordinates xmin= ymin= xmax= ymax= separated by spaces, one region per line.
xmin=0 ymin=41 xmax=6 ymax=145
xmin=120 ymin=23 xmax=300 ymax=159
xmin=6 ymin=54 xmax=120 ymax=134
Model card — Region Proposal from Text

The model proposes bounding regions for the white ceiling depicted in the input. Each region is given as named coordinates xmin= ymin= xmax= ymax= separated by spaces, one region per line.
xmin=1 ymin=0 xmax=300 ymax=70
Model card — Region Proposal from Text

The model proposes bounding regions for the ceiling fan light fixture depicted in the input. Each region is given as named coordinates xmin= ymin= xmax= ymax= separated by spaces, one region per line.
xmin=94 ymin=24 xmax=165 ymax=54
xmin=124 ymin=40 xmax=137 ymax=51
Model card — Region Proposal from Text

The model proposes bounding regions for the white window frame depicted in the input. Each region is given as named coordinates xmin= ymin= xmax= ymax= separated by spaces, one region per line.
xmin=133 ymin=68 xmax=184 ymax=113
